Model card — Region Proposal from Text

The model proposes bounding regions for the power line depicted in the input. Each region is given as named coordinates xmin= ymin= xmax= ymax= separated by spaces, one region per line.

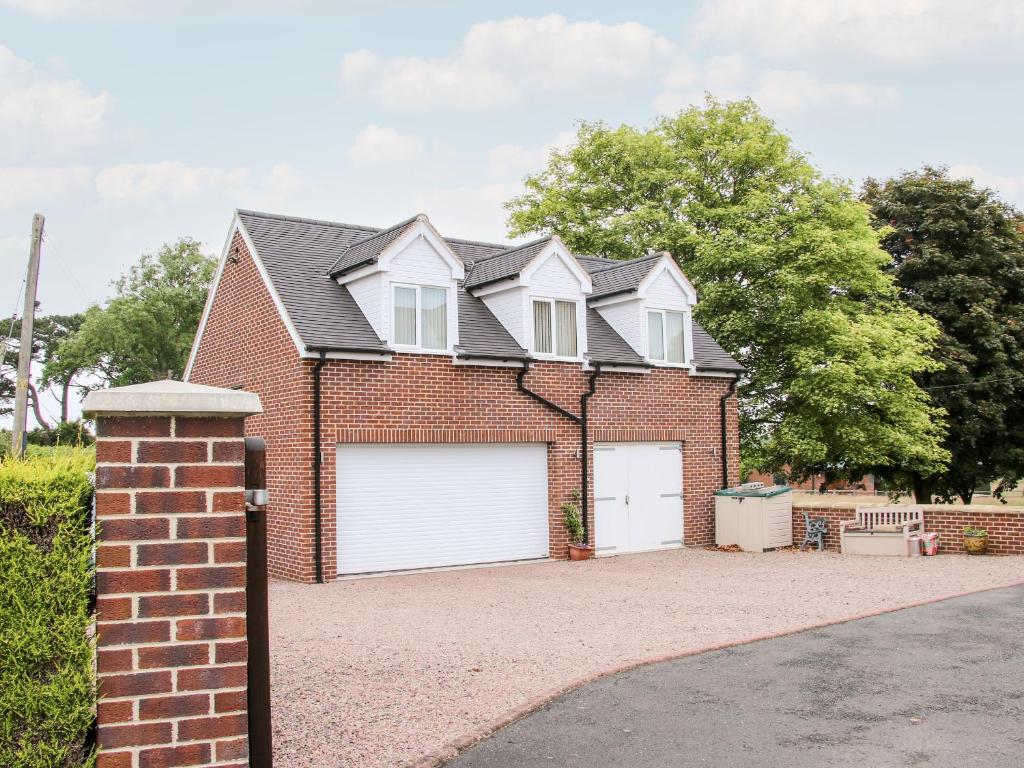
xmin=924 ymin=374 xmax=1024 ymax=391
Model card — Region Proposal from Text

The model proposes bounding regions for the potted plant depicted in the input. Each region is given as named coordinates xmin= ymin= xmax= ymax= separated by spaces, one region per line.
xmin=963 ymin=525 xmax=989 ymax=555
xmin=563 ymin=489 xmax=593 ymax=560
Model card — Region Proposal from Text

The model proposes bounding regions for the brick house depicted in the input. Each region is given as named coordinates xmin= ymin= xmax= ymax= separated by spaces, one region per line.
xmin=187 ymin=210 xmax=742 ymax=582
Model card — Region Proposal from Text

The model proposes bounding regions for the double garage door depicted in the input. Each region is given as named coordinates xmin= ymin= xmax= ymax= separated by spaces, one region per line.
xmin=337 ymin=443 xmax=549 ymax=575
xmin=594 ymin=442 xmax=683 ymax=556
xmin=336 ymin=440 xmax=683 ymax=575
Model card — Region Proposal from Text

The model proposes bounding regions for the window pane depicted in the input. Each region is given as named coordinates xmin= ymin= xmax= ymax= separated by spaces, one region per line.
xmin=421 ymin=287 xmax=447 ymax=350
xmin=648 ymin=311 xmax=664 ymax=360
xmin=533 ymin=301 xmax=552 ymax=354
xmin=394 ymin=287 xmax=417 ymax=345
xmin=666 ymin=312 xmax=684 ymax=363
xmin=555 ymin=301 xmax=577 ymax=357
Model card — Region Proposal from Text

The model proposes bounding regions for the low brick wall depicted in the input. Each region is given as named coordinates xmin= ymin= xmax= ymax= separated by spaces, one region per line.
xmin=793 ymin=503 xmax=1024 ymax=554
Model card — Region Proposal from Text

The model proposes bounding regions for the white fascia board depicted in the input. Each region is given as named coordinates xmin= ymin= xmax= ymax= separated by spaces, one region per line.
xmin=583 ymin=362 xmax=649 ymax=374
xmin=377 ymin=217 xmax=465 ymax=280
xmin=333 ymin=262 xmax=379 ymax=285
xmin=300 ymin=350 xmax=393 ymax=362
xmin=520 ymin=238 xmax=593 ymax=294
xmin=638 ymin=254 xmax=697 ymax=304
xmin=689 ymin=370 xmax=738 ymax=379
xmin=468 ymin=277 xmax=523 ymax=297
xmin=184 ymin=214 xmax=238 ymax=381
xmin=453 ymin=357 xmax=527 ymax=368
xmin=587 ymin=291 xmax=638 ymax=309
xmin=185 ymin=213 xmax=307 ymax=380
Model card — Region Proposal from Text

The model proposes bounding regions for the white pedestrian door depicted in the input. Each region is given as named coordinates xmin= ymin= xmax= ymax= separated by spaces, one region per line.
xmin=594 ymin=442 xmax=683 ymax=555
xmin=337 ymin=442 xmax=549 ymax=575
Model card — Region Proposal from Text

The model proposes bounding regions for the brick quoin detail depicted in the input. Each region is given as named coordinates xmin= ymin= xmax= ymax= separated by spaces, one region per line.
xmin=189 ymin=232 xmax=740 ymax=582
xmin=793 ymin=503 xmax=1024 ymax=555
xmin=93 ymin=414 xmax=249 ymax=768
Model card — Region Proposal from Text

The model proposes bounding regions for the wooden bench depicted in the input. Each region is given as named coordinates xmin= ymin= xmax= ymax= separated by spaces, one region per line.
xmin=839 ymin=506 xmax=924 ymax=556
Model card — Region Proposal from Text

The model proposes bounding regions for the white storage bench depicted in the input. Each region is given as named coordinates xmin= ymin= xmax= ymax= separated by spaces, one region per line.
xmin=840 ymin=506 xmax=924 ymax=556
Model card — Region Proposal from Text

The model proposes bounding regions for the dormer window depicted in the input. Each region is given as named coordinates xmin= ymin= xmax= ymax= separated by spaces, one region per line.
xmin=648 ymin=310 xmax=685 ymax=364
xmin=393 ymin=284 xmax=448 ymax=350
xmin=533 ymin=299 xmax=577 ymax=358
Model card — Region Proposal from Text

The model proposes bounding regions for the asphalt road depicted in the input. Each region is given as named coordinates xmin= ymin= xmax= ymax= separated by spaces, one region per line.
xmin=446 ymin=585 xmax=1024 ymax=768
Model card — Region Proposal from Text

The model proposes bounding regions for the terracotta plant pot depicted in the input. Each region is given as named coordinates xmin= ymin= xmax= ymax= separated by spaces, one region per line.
xmin=568 ymin=543 xmax=594 ymax=561
xmin=964 ymin=535 xmax=989 ymax=555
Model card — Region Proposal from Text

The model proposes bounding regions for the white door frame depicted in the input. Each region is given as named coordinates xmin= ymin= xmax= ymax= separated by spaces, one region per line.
xmin=594 ymin=441 xmax=683 ymax=556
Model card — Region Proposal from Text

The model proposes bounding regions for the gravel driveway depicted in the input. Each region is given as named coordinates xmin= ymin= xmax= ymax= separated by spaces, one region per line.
xmin=268 ymin=549 xmax=1024 ymax=768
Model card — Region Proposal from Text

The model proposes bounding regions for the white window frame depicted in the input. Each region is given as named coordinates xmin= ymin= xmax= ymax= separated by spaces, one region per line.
xmin=647 ymin=308 xmax=687 ymax=366
xmin=531 ymin=297 xmax=580 ymax=360
xmin=391 ymin=282 xmax=451 ymax=352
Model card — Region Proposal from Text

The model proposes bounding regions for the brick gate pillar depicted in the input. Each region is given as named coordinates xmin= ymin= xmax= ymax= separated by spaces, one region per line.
xmin=84 ymin=380 xmax=263 ymax=768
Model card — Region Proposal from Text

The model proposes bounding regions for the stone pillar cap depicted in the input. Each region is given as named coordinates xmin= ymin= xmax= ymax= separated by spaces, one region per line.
xmin=83 ymin=379 xmax=263 ymax=418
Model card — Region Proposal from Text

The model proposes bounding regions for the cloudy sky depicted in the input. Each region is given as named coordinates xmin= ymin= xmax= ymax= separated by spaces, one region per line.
xmin=3 ymin=0 xmax=1023 ymax=324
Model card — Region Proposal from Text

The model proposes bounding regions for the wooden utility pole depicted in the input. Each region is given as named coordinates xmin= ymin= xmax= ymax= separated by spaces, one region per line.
xmin=11 ymin=213 xmax=44 ymax=458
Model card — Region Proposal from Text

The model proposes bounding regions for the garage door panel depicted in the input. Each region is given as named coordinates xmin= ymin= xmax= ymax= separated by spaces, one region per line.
xmin=594 ymin=442 xmax=682 ymax=555
xmin=337 ymin=443 xmax=548 ymax=574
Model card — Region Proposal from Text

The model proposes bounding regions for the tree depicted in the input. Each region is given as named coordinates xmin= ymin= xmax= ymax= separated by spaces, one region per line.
xmin=863 ymin=167 xmax=1024 ymax=503
xmin=51 ymin=238 xmax=215 ymax=387
xmin=505 ymin=97 xmax=948 ymax=482
xmin=1 ymin=314 xmax=84 ymax=428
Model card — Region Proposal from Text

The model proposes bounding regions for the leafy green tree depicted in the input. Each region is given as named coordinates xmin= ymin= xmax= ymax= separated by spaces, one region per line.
xmin=863 ymin=167 xmax=1024 ymax=503
xmin=506 ymin=97 xmax=947 ymax=481
xmin=51 ymin=238 xmax=215 ymax=387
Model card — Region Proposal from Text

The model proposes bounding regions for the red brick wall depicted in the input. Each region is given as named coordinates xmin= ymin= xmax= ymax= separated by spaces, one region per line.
xmin=191 ymin=235 xmax=740 ymax=582
xmin=94 ymin=415 xmax=249 ymax=768
xmin=794 ymin=503 xmax=1024 ymax=554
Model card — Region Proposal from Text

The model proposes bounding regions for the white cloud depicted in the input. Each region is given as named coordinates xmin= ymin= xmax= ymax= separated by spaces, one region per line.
xmin=340 ymin=14 xmax=682 ymax=109
xmin=95 ymin=162 xmax=250 ymax=202
xmin=0 ymin=165 xmax=93 ymax=207
xmin=487 ymin=131 xmax=576 ymax=180
xmin=347 ymin=124 xmax=425 ymax=167
xmin=654 ymin=55 xmax=899 ymax=115
xmin=692 ymin=0 xmax=1024 ymax=63
xmin=0 ymin=46 xmax=110 ymax=160
xmin=93 ymin=161 xmax=307 ymax=205
xmin=949 ymin=164 xmax=1024 ymax=207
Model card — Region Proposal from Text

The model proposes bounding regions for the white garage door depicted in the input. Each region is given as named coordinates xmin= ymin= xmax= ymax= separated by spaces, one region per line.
xmin=337 ymin=443 xmax=549 ymax=575
xmin=593 ymin=442 xmax=683 ymax=556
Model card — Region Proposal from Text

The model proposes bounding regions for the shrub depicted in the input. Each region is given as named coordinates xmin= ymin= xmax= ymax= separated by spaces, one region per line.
xmin=562 ymin=488 xmax=584 ymax=545
xmin=963 ymin=525 xmax=988 ymax=538
xmin=0 ymin=448 xmax=96 ymax=768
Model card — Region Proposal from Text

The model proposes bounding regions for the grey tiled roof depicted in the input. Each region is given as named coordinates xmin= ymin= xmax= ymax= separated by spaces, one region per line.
xmin=456 ymin=290 xmax=528 ymax=360
xmin=586 ymin=309 xmax=646 ymax=367
xmin=692 ymin=321 xmax=744 ymax=372
xmin=238 ymin=211 xmax=388 ymax=352
xmin=325 ymin=215 xmax=420 ymax=277
xmin=589 ymin=254 xmax=661 ymax=298
xmin=463 ymin=237 xmax=552 ymax=288
xmin=233 ymin=209 xmax=741 ymax=373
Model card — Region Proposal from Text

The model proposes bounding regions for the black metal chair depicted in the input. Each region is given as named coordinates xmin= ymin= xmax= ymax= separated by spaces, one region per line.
xmin=800 ymin=510 xmax=828 ymax=551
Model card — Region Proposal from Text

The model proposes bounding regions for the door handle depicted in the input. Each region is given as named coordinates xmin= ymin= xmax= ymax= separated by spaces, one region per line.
xmin=625 ymin=494 xmax=630 ymax=506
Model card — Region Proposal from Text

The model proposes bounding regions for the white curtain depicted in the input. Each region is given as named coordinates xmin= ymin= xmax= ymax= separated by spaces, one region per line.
xmin=666 ymin=312 xmax=684 ymax=363
xmin=533 ymin=301 xmax=552 ymax=354
xmin=648 ymin=311 xmax=664 ymax=360
xmin=421 ymin=287 xmax=447 ymax=350
xmin=394 ymin=286 xmax=417 ymax=345
xmin=555 ymin=301 xmax=577 ymax=357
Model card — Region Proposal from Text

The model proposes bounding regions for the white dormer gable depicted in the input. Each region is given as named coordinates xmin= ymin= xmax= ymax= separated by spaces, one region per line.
xmin=473 ymin=237 xmax=591 ymax=361
xmin=378 ymin=216 xmax=465 ymax=280
xmin=519 ymin=238 xmax=593 ymax=294
xmin=637 ymin=254 xmax=696 ymax=306
xmin=592 ymin=253 xmax=697 ymax=369
xmin=339 ymin=215 xmax=462 ymax=352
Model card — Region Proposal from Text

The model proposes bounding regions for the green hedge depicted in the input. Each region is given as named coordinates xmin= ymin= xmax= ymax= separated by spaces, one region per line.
xmin=0 ymin=448 xmax=96 ymax=768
